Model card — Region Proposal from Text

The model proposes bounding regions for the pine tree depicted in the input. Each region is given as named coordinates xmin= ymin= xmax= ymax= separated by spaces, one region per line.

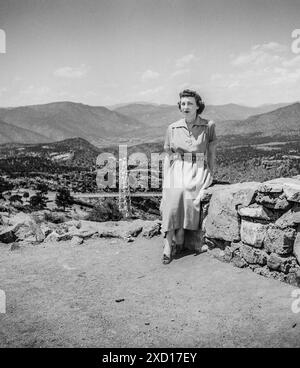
xmin=55 ymin=187 xmax=73 ymax=211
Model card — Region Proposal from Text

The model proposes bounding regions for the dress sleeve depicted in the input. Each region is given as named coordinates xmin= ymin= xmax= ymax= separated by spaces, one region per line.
xmin=163 ymin=125 xmax=171 ymax=151
xmin=208 ymin=121 xmax=217 ymax=143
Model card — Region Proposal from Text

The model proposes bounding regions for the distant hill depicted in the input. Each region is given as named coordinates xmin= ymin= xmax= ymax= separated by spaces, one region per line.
xmin=0 ymin=137 xmax=102 ymax=173
xmin=116 ymin=102 xmax=300 ymax=144
xmin=0 ymin=101 xmax=144 ymax=147
xmin=0 ymin=119 xmax=50 ymax=144
xmin=106 ymin=101 xmax=159 ymax=110
xmin=114 ymin=102 xmax=292 ymax=126
xmin=114 ymin=103 xmax=181 ymax=127
xmin=203 ymin=103 xmax=291 ymax=121
xmin=217 ymin=102 xmax=300 ymax=137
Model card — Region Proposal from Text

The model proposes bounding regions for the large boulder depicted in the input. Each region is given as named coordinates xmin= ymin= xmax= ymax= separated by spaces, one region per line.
xmin=264 ymin=225 xmax=296 ymax=255
xmin=240 ymin=220 xmax=268 ymax=248
xmin=0 ymin=212 xmax=45 ymax=243
xmin=238 ymin=204 xmax=275 ymax=221
xmin=294 ymin=224 xmax=300 ymax=265
xmin=275 ymin=206 xmax=300 ymax=229
xmin=14 ymin=220 xmax=45 ymax=243
xmin=7 ymin=212 xmax=35 ymax=227
xmin=257 ymin=182 xmax=283 ymax=193
xmin=262 ymin=178 xmax=300 ymax=203
xmin=204 ymin=182 xmax=259 ymax=242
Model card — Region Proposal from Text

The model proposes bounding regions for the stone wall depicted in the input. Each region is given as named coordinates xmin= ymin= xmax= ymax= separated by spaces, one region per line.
xmin=198 ymin=176 xmax=300 ymax=287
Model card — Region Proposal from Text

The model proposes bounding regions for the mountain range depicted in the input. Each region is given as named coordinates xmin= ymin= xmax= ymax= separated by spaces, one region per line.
xmin=0 ymin=100 xmax=299 ymax=147
xmin=0 ymin=102 xmax=143 ymax=147
xmin=113 ymin=102 xmax=291 ymax=125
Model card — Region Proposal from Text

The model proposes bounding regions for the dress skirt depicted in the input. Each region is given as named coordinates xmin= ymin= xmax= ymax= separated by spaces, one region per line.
xmin=160 ymin=153 xmax=213 ymax=234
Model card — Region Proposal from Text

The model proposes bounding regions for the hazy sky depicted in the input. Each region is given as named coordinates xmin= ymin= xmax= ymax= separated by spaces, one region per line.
xmin=0 ymin=0 xmax=299 ymax=107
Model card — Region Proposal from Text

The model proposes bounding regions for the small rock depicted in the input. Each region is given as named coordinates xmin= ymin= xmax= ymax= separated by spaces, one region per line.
xmin=231 ymin=254 xmax=248 ymax=268
xmin=99 ymin=231 xmax=120 ymax=238
xmin=126 ymin=226 xmax=143 ymax=238
xmin=71 ymin=236 xmax=83 ymax=245
xmin=208 ymin=248 xmax=226 ymax=261
xmin=274 ymin=196 xmax=292 ymax=211
xmin=267 ymin=253 xmax=296 ymax=273
xmin=10 ymin=242 xmax=20 ymax=251
xmin=205 ymin=237 xmax=229 ymax=250
xmin=240 ymin=244 xmax=268 ymax=265
xmin=126 ymin=237 xmax=134 ymax=243
xmin=70 ymin=230 xmax=96 ymax=239
xmin=44 ymin=231 xmax=60 ymax=243
xmin=0 ymin=228 xmax=17 ymax=243
xmin=57 ymin=233 xmax=73 ymax=242
xmin=224 ymin=246 xmax=234 ymax=262
xmin=201 ymin=244 xmax=208 ymax=252
xmin=255 ymin=193 xmax=291 ymax=211
xmin=142 ymin=221 xmax=161 ymax=238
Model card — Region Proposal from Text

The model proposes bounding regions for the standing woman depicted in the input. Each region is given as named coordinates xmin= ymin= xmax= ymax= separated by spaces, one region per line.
xmin=160 ymin=89 xmax=217 ymax=264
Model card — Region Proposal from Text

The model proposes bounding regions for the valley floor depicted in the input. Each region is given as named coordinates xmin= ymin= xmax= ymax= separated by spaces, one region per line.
xmin=0 ymin=237 xmax=299 ymax=348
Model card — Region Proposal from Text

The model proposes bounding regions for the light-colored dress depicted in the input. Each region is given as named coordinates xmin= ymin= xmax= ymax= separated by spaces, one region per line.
xmin=160 ymin=116 xmax=217 ymax=234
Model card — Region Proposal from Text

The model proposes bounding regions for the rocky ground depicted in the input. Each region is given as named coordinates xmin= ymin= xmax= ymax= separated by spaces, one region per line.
xmin=1 ymin=175 xmax=300 ymax=347
xmin=0 ymin=234 xmax=300 ymax=348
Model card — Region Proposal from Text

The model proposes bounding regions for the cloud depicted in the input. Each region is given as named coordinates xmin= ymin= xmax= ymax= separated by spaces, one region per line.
xmin=269 ymin=67 xmax=300 ymax=85
xmin=229 ymin=42 xmax=300 ymax=85
xmin=53 ymin=64 xmax=88 ymax=79
xmin=141 ymin=69 xmax=160 ymax=82
xmin=227 ymin=81 xmax=240 ymax=89
xmin=211 ymin=41 xmax=300 ymax=104
xmin=210 ymin=73 xmax=222 ymax=81
xmin=139 ymin=86 xmax=163 ymax=96
xmin=282 ymin=55 xmax=300 ymax=68
xmin=170 ymin=68 xmax=190 ymax=78
xmin=175 ymin=54 xmax=197 ymax=68
xmin=231 ymin=43 xmax=285 ymax=67
xmin=20 ymin=85 xmax=51 ymax=95
xmin=252 ymin=42 xmax=287 ymax=53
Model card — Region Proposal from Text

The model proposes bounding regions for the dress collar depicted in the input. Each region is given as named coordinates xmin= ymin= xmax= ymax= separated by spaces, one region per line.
xmin=179 ymin=116 xmax=208 ymax=129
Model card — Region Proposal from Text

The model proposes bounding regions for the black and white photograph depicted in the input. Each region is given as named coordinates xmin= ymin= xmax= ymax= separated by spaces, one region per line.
xmin=0 ymin=0 xmax=300 ymax=351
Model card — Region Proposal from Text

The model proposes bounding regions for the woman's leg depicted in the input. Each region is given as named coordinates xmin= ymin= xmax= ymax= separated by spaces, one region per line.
xmin=163 ymin=230 xmax=175 ymax=261
xmin=175 ymin=228 xmax=185 ymax=252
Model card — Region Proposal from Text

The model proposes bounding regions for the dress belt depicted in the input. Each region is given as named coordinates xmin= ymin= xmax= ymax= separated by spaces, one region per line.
xmin=176 ymin=152 xmax=206 ymax=164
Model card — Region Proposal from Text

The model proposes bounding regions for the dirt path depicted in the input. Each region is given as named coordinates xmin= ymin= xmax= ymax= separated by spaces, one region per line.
xmin=0 ymin=236 xmax=300 ymax=348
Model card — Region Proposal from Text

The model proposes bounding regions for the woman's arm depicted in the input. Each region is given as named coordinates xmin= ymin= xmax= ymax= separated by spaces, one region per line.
xmin=207 ymin=141 xmax=217 ymax=172
xmin=207 ymin=121 xmax=217 ymax=173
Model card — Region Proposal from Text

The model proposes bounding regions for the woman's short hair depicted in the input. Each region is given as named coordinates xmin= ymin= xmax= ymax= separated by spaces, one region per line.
xmin=177 ymin=89 xmax=205 ymax=115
